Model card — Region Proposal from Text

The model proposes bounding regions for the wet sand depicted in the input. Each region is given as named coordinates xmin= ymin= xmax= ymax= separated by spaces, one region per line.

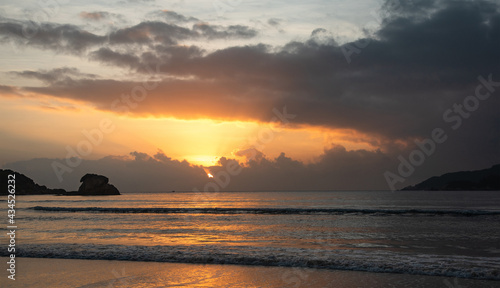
xmin=1 ymin=257 xmax=498 ymax=287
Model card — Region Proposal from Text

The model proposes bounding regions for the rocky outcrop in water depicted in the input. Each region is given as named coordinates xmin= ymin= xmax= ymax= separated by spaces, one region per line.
xmin=73 ymin=173 xmax=120 ymax=195
xmin=0 ymin=169 xmax=120 ymax=196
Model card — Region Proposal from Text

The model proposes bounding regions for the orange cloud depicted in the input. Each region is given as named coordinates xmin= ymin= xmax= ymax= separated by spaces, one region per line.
xmin=80 ymin=12 xmax=109 ymax=21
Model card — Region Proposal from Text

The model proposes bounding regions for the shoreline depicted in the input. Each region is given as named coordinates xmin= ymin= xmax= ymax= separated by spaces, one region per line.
xmin=1 ymin=257 xmax=499 ymax=287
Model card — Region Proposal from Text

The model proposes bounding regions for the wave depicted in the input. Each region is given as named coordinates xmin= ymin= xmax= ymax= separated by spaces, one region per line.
xmin=23 ymin=199 xmax=145 ymax=203
xmin=4 ymin=243 xmax=499 ymax=280
xmin=30 ymin=206 xmax=500 ymax=216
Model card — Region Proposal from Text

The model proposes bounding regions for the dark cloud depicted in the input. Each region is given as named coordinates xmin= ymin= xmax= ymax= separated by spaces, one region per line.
xmin=234 ymin=148 xmax=265 ymax=163
xmin=15 ymin=0 xmax=500 ymax=144
xmin=3 ymin=142 xmax=498 ymax=192
xmin=89 ymin=48 xmax=141 ymax=69
xmin=20 ymin=75 xmax=274 ymax=122
xmin=108 ymin=21 xmax=194 ymax=45
xmin=381 ymin=0 xmax=441 ymax=20
xmin=2 ymin=147 xmax=397 ymax=191
xmin=0 ymin=14 xmax=257 ymax=54
xmin=0 ymin=21 xmax=106 ymax=54
xmin=80 ymin=11 xmax=111 ymax=21
xmin=105 ymin=21 xmax=256 ymax=45
xmin=209 ymin=146 xmax=396 ymax=191
xmin=12 ymin=67 xmax=98 ymax=84
xmin=79 ymin=11 xmax=126 ymax=25
xmin=267 ymin=18 xmax=281 ymax=27
xmin=0 ymin=85 xmax=21 ymax=96
xmin=29 ymin=0 xmax=495 ymax=145
xmin=4 ymin=151 xmax=208 ymax=192
xmin=107 ymin=21 xmax=257 ymax=45
xmin=148 ymin=10 xmax=199 ymax=23
xmin=192 ymin=23 xmax=257 ymax=39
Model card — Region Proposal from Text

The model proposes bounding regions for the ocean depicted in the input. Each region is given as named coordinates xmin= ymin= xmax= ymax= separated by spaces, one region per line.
xmin=1 ymin=191 xmax=500 ymax=283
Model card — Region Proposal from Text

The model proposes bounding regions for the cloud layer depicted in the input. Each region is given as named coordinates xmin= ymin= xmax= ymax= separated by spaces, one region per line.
xmin=2 ymin=1 xmax=498 ymax=142
xmin=5 ymin=147 xmax=397 ymax=192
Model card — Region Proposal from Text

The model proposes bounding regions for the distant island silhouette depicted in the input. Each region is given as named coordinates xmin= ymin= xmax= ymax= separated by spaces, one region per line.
xmin=402 ymin=164 xmax=500 ymax=191
xmin=0 ymin=169 xmax=120 ymax=196
xmin=2 ymin=164 xmax=499 ymax=195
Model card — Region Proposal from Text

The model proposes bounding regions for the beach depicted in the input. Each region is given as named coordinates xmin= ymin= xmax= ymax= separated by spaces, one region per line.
xmin=1 ymin=191 xmax=499 ymax=287
xmin=2 ymin=257 xmax=499 ymax=288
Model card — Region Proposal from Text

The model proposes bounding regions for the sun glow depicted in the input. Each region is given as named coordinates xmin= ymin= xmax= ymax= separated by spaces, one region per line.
xmin=185 ymin=155 xmax=220 ymax=167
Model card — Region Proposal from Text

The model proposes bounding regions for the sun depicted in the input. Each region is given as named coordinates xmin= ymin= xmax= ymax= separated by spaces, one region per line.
xmin=207 ymin=173 xmax=214 ymax=178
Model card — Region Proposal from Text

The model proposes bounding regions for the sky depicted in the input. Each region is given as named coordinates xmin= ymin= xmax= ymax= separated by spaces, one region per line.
xmin=1 ymin=0 xmax=499 ymax=192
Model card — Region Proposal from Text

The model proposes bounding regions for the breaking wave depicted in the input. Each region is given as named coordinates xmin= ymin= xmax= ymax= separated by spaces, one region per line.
xmin=4 ymin=243 xmax=499 ymax=280
xmin=30 ymin=206 xmax=500 ymax=216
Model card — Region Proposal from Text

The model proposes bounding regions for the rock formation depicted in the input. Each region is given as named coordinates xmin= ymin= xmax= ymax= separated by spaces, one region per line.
xmin=402 ymin=164 xmax=500 ymax=191
xmin=0 ymin=169 xmax=120 ymax=196
xmin=0 ymin=169 xmax=66 ymax=195
xmin=75 ymin=173 xmax=120 ymax=195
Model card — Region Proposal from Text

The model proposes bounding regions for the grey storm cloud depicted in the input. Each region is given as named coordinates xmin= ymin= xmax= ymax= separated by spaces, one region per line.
xmin=4 ymin=151 xmax=209 ymax=192
xmin=267 ymin=18 xmax=282 ymax=27
xmin=0 ymin=85 xmax=21 ymax=97
xmin=16 ymin=0 xmax=500 ymax=138
xmin=192 ymin=23 xmax=258 ymax=39
xmin=147 ymin=10 xmax=200 ymax=23
xmin=0 ymin=16 xmax=257 ymax=53
xmin=105 ymin=21 xmax=257 ymax=45
xmin=108 ymin=21 xmax=194 ymax=45
xmin=3 ymin=142 xmax=497 ymax=191
xmin=13 ymin=67 xmax=98 ymax=84
xmin=4 ymin=147 xmax=397 ymax=191
xmin=79 ymin=11 xmax=127 ymax=24
xmin=0 ymin=22 xmax=106 ymax=54
xmin=208 ymin=146 xmax=396 ymax=191
xmin=80 ymin=11 xmax=111 ymax=21
xmin=89 ymin=48 xmax=142 ymax=69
